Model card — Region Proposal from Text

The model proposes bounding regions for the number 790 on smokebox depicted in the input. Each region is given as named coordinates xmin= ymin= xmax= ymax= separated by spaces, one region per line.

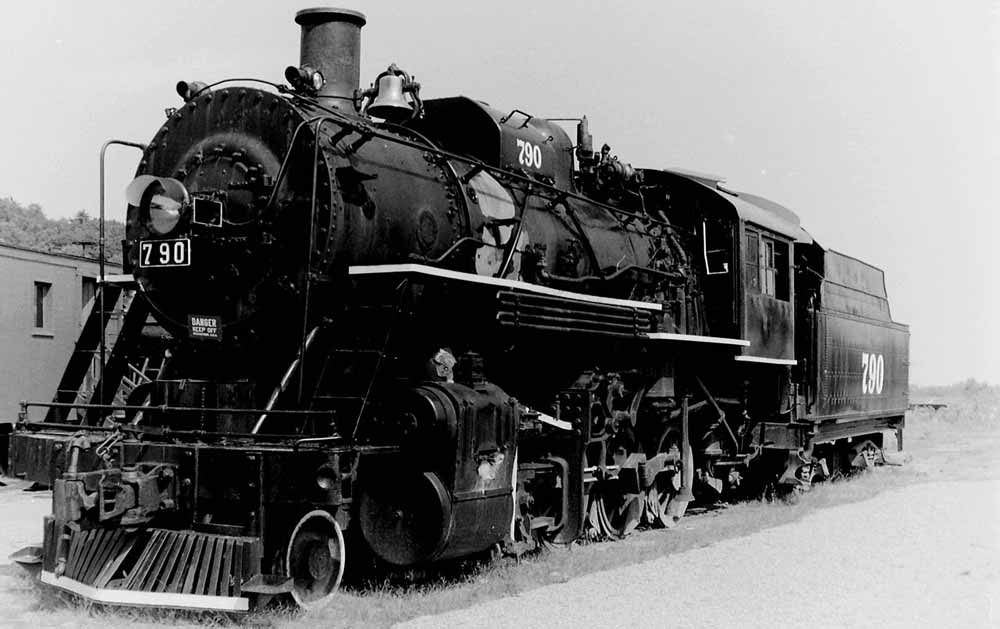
xmin=138 ymin=238 xmax=191 ymax=268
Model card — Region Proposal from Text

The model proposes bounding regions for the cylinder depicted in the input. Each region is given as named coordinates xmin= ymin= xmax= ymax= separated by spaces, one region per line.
xmin=295 ymin=7 xmax=366 ymax=108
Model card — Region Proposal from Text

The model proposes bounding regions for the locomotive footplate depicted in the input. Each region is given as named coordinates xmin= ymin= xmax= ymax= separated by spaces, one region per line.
xmin=753 ymin=414 xmax=904 ymax=451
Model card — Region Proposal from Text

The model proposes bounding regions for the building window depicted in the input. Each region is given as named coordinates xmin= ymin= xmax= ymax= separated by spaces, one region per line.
xmin=81 ymin=276 xmax=97 ymax=311
xmin=34 ymin=281 xmax=52 ymax=329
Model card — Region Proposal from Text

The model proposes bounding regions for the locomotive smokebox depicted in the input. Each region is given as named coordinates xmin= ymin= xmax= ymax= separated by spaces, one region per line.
xmin=294 ymin=7 xmax=366 ymax=108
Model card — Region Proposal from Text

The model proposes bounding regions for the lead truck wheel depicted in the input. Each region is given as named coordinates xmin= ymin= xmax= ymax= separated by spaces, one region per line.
xmin=286 ymin=510 xmax=346 ymax=609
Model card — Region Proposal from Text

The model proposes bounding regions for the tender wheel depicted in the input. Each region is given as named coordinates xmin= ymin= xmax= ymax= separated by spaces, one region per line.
xmin=286 ymin=510 xmax=346 ymax=609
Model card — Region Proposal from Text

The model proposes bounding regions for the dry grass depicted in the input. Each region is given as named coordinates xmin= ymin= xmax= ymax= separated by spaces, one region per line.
xmin=282 ymin=467 xmax=930 ymax=628
xmin=9 ymin=384 xmax=999 ymax=628
xmin=2 ymin=568 xmax=239 ymax=629
xmin=910 ymin=380 xmax=1000 ymax=432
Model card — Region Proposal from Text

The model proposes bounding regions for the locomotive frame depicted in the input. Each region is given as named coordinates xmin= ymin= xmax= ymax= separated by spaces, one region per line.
xmin=9 ymin=7 xmax=908 ymax=612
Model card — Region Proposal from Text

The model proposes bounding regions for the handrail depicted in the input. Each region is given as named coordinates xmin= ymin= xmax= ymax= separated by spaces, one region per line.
xmin=16 ymin=418 xmax=339 ymax=444
xmin=23 ymin=400 xmax=327 ymax=416
xmin=276 ymin=100 xmax=674 ymax=231
xmin=252 ymin=326 xmax=322 ymax=434
xmin=98 ymin=139 xmax=147 ymax=411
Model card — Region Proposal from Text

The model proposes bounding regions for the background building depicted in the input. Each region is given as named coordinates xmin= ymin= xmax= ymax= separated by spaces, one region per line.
xmin=0 ymin=243 xmax=122 ymax=424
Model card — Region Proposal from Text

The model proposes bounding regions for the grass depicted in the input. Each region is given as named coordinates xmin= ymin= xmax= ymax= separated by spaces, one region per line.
xmin=2 ymin=570 xmax=236 ymax=629
xmin=275 ymin=384 xmax=1000 ymax=627
xmin=910 ymin=380 xmax=1000 ymax=430
xmin=8 ymin=383 xmax=999 ymax=628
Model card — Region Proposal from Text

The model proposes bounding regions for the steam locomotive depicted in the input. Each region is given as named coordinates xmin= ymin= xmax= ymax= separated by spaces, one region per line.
xmin=10 ymin=7 xmax=909 ymax=611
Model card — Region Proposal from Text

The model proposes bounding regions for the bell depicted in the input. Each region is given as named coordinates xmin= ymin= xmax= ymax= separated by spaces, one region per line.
xmin=368 ymin=73 xmax=412 ymax=120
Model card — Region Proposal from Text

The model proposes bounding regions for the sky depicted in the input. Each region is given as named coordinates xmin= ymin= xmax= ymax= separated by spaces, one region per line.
xmin=0 ymin=0 xmax=997 ymax=385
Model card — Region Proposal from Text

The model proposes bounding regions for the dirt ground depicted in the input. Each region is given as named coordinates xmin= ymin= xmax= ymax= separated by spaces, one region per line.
xmin=0 ymin=396 xmax=997 ymax=628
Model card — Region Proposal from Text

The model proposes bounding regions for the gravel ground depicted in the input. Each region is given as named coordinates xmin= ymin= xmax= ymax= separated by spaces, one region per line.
xmin=0 ymin=480 xmax=48 ymax=560
xmin=0 ymin=481 xmax=57 ymax=629
xmin=0 ymin=413 xmax=996 ymax=628
xmin=400 ymin=479 xmax=1000 ymax=629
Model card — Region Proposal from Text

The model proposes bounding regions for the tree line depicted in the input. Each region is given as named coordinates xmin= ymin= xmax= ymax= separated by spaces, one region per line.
xmin=0 ymin=197 xmax=125 ymax=263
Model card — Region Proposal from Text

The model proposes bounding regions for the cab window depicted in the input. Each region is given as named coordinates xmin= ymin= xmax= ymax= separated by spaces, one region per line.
xmin=745 ymin=228 xmax=790 ymax=301
xmin=703 ymin=219 xmax=731 ymax=275
xmin=744 ymin=231 xmax=759 ymax=290
xmin=760 ymin=238 xmax=776 ymax=295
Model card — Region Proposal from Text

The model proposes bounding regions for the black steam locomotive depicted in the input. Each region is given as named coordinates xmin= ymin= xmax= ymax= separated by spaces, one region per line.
xmin=10 ymin=8 xmax=909 ymax=611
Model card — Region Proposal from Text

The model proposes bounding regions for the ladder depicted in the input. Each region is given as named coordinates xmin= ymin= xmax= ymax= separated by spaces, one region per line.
xmin=120 ymin=354 xmax=169 ymax=400
xmin=45 ymin=280 xmax=150 ymax=425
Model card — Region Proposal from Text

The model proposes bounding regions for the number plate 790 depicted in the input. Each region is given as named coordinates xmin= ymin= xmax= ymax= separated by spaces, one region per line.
xmin=138 ymin=238 xmax=191 ymax=268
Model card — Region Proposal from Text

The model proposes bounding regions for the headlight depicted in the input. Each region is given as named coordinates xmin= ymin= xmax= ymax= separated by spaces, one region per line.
xmin=149 ymin=193 xmax=182 ymax=234
xmin=310 ymin=69 xmax=325 ymax=92
xmin=284 ymin=65 xmax=325 ymax=94
xmin=126 ymin=175 xmax=189 ymax=235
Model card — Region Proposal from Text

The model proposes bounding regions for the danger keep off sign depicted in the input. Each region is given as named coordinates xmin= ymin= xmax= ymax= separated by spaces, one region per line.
xmin=188 ymin=314 xmax=222 ymax=340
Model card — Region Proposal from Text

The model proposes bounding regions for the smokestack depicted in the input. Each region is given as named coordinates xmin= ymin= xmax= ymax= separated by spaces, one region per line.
xmin=294 ymin=7 xmax=366 ymax=109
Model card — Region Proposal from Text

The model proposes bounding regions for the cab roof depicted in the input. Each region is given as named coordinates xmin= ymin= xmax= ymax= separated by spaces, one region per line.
xmin=660 ymin=168 xmax=812 ymax=243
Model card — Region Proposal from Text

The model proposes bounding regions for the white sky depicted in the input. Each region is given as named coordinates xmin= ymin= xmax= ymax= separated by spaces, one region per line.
xmin=0 ymin=0 xmax=997 ymax=385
